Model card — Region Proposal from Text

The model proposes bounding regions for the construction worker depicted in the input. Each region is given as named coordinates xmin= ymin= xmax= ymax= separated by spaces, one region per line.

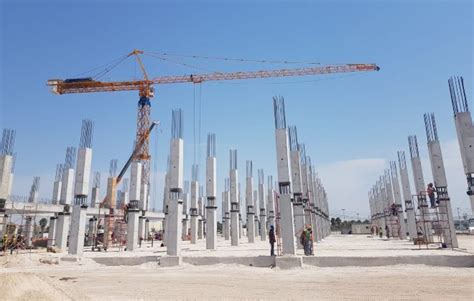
xmin=379 ymin=226 xmax=383 ymax=238
xmin=427 ymin=183 xmax=436 ymax=208
xmin=2 ymin=233 xmax=8 ymax=252
xmin=268 ymin=225 xmax=276 ymax=256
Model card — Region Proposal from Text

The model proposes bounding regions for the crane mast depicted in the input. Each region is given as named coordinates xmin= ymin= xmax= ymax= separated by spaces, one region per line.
xmin=47 ymin=51 xmax=380 ymax=210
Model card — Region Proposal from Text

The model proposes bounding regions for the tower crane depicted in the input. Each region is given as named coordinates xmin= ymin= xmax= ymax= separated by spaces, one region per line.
xmin=47 ymin=49 xmax=380 ymax=209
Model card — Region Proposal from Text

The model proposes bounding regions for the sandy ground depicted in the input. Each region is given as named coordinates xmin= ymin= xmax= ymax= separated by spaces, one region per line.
xmin=1 ymin=234 xmax=473 ymax=300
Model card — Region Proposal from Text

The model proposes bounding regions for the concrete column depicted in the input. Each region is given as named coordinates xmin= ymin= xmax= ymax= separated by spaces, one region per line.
xmin=258 ymin=170 xmax=267 ymax=241
xmin=223 ymin=185 xmax=231 ymax=240
xmin=390 ymin=161 xmax=407 ymax=239
xmin=181 ymin=184 xmax=189 ymax=241
xmin=87 ymin=217 xmax=95 ymax=246
xmin=52 ymin=181 xmax=62 ymax=205
xmin=140 ymin=181 xmax=149 ymax=211
xmin=274 ymin=124 xmax=296 ymax=255
xmin=289 ymin=143 xmax=304 ymax=246
xmin=0 ymin=213 xmax=8 ymax=237
xmin=55 ymin=212 xmax=70 ymax=251
xmin=267 ymin=176 xmax=276 ymax=230
xmin=425 ymin=116 xmax=458 ymax=248
xmin=409 ymin=136 xmax=433 ymax=242
xmin=229 ymin=151 xmax=240 ymax=246
xmin=145 ymin=218 xmax=150 ymax=240
xmin=198 ymin=196 xmax=204 ymax=239
xmin=190 ymin=179 xmax=199 ymax=244
xmin=25 ymin=216 xmax=33 ymax=248
xmin=0 ymin=155 xmax=12 ymax=202
xmin=449 ymin=78 xmax=474 ymax=214
xmin=60 ymin=168 xmax=75 ymax=205
xmin=91 ymin=187 xmax=99 ymax=208
xmin=398 ymin=151 xmax=417 ymax=241
xmin=126 ymin=206 xmax=140 ymax=251
xmin=138 ymin=216 xmax=145 ymax=242
xmin=167 ymin=114 xmax=184 ymax=256
xmin=245 ymin=162 xmax=255 ymax=243
xmin=68 ymin=204 xmax=87 ymax=256
xmin=205 ymin=142 xmax=217 ymax=250
xmin=47 ymin=216 xmax=56 ymax=248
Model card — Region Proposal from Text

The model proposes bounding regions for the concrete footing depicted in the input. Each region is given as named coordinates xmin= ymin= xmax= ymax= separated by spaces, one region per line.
xmin=159 ymin=256 xmax=182 ymax=267
xmin=275 ymin=256 xmax=303 ymax=269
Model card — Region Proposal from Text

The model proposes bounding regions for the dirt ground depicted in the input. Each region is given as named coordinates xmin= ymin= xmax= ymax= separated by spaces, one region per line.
xmin=1 ymin=264 xmax=473 ymax=300
xmin=1 ymin=234 xmax=473 ymax=300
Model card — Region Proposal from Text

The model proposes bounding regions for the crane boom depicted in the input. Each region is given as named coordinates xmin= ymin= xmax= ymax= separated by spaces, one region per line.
xmin=47 ymin=63 xmax=379 ymax=95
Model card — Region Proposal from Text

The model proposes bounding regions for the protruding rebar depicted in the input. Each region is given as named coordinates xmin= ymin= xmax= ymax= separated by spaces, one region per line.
xmin=273 ymin=96 xmax=287 ymax=129
xmin=424 ymin=113 xmax=439 ymax=142
xmin=0 ymin=128 xmax=16 ymax=155
xmin=207 ymin=133 xmax=216 ymax=158
xmin=258 ymin=169 xmax=264 ymax=185
xmin=397 ymin=151 xmax=407 ymax=170
xmin=28 ymin=176 xmax=40 ymax=202
xmin=93 ymin=172 xmax=101 ymax=188
xmin=79 ymin=119 xmax=94 ymax=148
xmin=192 ymin=164 xmax=199 ymax=181
xmin=199 ymin=185 xmax=204 ymax=197
xmin=384 ymin=170 xmax=391 ymax=184
xmin=229 ymin=149 xmax=237 ymax=170
xmin=246 ymin=160 xmax=253 ymax=178
xmin=64 ymin=147 xmax=77 ymax=169
xmin=171 ymin=109 xmax=184 ymax=139
xmin=408 ymin=136 xmax=420 ymax=159
xmin=299 ymin=144 xmax=307 ymax=165
xmin=55 ymin=164 xmax=64 ymax=182
xmin=109 ymin=159 xmax=118 ymax=177
xmin=267 ymin=175 xmax=273 ymax=190
xmin=288 ymin=126 xmax=299 ymax=151
xmin=448 ymin=76 xmax=469 ymax=114
xmin=390 ymin=161 xmax=398 ymax=178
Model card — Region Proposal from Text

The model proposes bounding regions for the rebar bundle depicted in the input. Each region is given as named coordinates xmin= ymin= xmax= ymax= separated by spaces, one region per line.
xmin=273 ymin=96 xmax=287 ymax=129
xmin=207 ymin=133 xmax=216 ymax=158
xmin=397 ymin=151 xmax=407 ymax=170
xmin=64 ymin=147 xmax=77 ymax=169
xmin=55 ymin=164 xmax=64 ymax=182
xmin=448 ymin=76 xmax=469 ymax=114
xmin=0 ymin=128 xmax=16 ymax=156
xmin=408 ymin=136 xmax=420 ymax=159
xmin=288 ymin=126 xmax=299 ymax=151
xmin=79 ymin=119 xmax=94 ymax=149
xmin=424 ymin=113 xmax=439 ymax=142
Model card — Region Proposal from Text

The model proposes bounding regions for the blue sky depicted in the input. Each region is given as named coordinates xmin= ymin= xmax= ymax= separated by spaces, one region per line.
xmin=1 ymin=0 xmax=472 ymax=219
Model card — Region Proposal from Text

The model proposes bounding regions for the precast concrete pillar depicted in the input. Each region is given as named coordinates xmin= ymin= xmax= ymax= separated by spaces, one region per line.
xmin=223 ymin=181 xmax=231 ymax=240
xmin=167 ymin=109 xmax=184 ymax=256
xmin=409 ymin=136 xmax=433 ymax=242
xmin=68 ymin=205 xmax=87 ymax=256
xmin=425 ymin=114 xmax=458 ymax=247
xmin=47 ymin=216 xmax=56 ymax=248
xmin=245 ymin=161 xmax=255 ymax=243
xmin=267 ymin=176 xmax=276 ymax=230
xmin=0 ymin=154 xmax=13 ymax=203
xmin=190 ymin=176 xmax=199 ymax=244
xmin=273 ymin=97 xmax=296 ymax=255
xmin=398 ymin=151 xmax=417 ymax=241
xmin=145 ymin=218 xmax=150 ymax=240
xmin=55 ymin=212 xmax=70 ymax=251
xmin=258 ymin=169 xmax=267 ymax=241
xmin=87 ymin=217 xmax=95 ymax=246
xmin=126 ymin=202 xmax=140 ymax=251
xmin=448 ymin=77 xmax=474 ymax=214
xmin=205 ymin=135 xmax=217 ymax=250
xmin=24 ymin=216 xmax=33 ymax=248
xmin=229 ymin=150 xmax=239 ymax=246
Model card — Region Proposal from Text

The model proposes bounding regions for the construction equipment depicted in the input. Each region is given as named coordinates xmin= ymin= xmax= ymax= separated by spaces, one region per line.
xmin=93 ymin=121 xmax=159 ymax=250
xmin=47 ymin=50 xmax=380 ymax=205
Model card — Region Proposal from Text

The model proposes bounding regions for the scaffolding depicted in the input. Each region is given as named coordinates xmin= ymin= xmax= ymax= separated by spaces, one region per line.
xmin=414 ymin=192 xmax=454 ymax=250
